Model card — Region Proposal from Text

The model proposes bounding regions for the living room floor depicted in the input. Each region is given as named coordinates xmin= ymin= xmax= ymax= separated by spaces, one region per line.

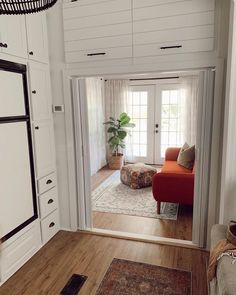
xmin=91 ymin=166 xmax=193 ymax=241
xmin=0 ymin=231 xmax=209 ymax=295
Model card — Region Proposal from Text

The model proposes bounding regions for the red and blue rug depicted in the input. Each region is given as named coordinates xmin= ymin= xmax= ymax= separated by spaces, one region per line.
xmin=96 ymin=258 xmax=192 ymax=295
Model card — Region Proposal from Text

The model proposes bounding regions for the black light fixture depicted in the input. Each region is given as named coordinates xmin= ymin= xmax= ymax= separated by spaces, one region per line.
xmin=0 ymin=0 xmax=58 ymax=15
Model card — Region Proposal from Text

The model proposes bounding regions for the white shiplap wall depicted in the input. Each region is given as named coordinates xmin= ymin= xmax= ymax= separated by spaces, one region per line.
xmin=63 ymin=0 xmax=216 ymax=64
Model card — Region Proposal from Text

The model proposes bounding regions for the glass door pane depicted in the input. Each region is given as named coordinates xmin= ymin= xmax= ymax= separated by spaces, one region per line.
xmin=155 ymin=84 xmax=185 ymax=164
xmin=126 ymin=85 xmax=155 ymax=164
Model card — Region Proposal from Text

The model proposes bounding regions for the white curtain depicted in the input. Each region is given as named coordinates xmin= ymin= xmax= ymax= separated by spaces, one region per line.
xmin=86 ymin=78 xmax=107 ymax=176
xmin=179 ymin=76 xmax=199 ymax=145
xmin=104 ymin=80 xmax=129 ymax=120
xmin=104 ymin=80 xmax=130 ymax=158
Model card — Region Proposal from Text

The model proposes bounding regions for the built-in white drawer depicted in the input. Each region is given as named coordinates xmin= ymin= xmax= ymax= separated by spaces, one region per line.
xmin=134 ymin=39 xmax=215 ymax=58
xmin=37 ymin=172 xmax=56 ymax=195
xmin=39 ymin=187 xmax=58 ymax=219
xmin=0 ymin=221 xmax=41 ymax=283
xmin=66 ymin=46 xmax=132 ymax=63
xmin=41 ymin=209 xmax=59 ymax=244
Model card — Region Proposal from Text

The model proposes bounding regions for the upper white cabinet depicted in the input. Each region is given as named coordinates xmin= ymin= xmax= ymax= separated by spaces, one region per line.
xmin=63 ymin=0 xmax=216 ymax=65
xmin=28 ymin=63 xmax=52 ymax=121
xmin=133 ymin=0 xmax=215 ymax=58
xmin=0 ymin=15 xmax=27 ymax=58
xmin=63 ymin=0 xmax=132 ymax=63
xmin=26 ymin=12 xmax=49 ymax=63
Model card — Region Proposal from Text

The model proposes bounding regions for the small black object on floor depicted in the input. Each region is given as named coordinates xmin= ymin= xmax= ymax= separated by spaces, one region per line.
xmin=61 ymin=274 xmax=87 ymax=295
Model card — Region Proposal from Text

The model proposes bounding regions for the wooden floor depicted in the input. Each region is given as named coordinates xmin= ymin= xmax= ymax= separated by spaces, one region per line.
xmin=0 ymin=231 xmax=209 ymax=295
xmin=91 ymin=166 xmax=193 ymax=240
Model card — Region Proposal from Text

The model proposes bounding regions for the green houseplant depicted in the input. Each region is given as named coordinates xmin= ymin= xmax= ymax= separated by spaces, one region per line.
xmin=104 ymin=112 xmax=135 ymax=170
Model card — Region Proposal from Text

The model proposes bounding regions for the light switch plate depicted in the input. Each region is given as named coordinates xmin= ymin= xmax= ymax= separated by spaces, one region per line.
xmin=53 ymin=105 xmax=64 ymax=113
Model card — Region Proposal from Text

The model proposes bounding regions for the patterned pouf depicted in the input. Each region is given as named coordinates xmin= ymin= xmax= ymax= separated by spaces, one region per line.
xmin=120 ymin=163 xmax=157 ymax=189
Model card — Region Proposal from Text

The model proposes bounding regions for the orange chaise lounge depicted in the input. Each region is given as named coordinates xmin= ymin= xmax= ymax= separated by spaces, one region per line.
xmin=152 ymin=147 xmax=195 ymax=214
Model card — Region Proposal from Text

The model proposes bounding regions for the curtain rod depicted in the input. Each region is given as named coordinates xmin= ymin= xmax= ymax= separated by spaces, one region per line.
xmin=129 ymin=76 xmax=179 ymax=81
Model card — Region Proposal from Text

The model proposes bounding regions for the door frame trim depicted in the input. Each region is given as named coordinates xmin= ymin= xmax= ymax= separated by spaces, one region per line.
xmin=63 ymin=58 xmax=225 ymax=248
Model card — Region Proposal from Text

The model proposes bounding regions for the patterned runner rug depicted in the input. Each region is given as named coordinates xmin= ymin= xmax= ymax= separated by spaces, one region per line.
xmin=96 ymin=258 xmax=192 ymax=295
xmin=92 ymin=171 xmax=179 ymax=220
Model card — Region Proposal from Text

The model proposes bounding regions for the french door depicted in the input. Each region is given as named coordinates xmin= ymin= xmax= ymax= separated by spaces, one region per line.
xmin=126 ymin=85 xmax=155 ymax=164
xmin=127 ymin=83 xmax=184 ymax=164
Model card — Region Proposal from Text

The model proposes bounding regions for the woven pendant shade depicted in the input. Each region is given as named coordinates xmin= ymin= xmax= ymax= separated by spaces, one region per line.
xmin=0 ymin=0 xmax=58 ymax=15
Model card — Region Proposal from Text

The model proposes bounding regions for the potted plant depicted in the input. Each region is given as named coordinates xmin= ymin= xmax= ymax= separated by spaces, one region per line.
xmin=104 ymin=112 xmax=135 ymax=170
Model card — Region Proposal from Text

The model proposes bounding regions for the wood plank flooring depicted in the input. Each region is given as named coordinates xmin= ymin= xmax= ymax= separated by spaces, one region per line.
xmin=0 ymin=231 xmax=209 ymax=295
xmin=91 ymin=166 xmax=193 ymax=240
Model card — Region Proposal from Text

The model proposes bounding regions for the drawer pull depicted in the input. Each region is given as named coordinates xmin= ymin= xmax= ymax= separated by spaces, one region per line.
xmin=32 ymin=90 xmax=37 ymax=94
xmin=87 ymin=52 xmax=106 ymax=57
xmin=29 ymin=51 xmax=34 ymax=55
xmin=160 ymin=45 xmax=182 ymax=50
xmin=35 ymin=126 xmax=39 ymax=130
xmin=0 ymin=42 xmax=8 ymax=48
xmin=46 ymin=179 xmax=52 ymax=185
xmin=49 ymin=222 xmax=55 ymax=228
xmin=48 ymin=198 xmax=54 ymax=204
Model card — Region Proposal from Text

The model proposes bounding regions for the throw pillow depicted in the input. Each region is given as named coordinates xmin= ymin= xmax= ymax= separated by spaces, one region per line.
xmin=177 ymin=142 xmax=195 ymax=170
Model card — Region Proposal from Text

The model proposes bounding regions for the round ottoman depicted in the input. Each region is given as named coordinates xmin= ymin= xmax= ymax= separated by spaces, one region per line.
xmin=120 ymin=163 xmax=157 ymax=189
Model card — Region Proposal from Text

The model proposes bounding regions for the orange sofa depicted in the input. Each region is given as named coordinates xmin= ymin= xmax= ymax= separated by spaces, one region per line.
xmin=152 ymin=147 xmax=195 ymax=214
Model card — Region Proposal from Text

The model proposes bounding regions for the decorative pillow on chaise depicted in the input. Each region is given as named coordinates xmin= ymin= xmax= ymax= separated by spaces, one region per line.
xmin=177 ymin=142 xmax=195 ymax=170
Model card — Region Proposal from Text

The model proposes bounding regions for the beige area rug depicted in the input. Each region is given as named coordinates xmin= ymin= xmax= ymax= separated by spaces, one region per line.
xmin=92 ymin=171 xmax=179 ymax=220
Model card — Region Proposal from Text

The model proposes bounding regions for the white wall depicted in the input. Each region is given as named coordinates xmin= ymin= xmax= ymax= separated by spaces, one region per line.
xmin=46 ymin=0 xmax=231 ymax=235
xmin=47 ymin=1 xmax=71 ymax=229
xmin=220 ymin=0 xmax=236 ymax=224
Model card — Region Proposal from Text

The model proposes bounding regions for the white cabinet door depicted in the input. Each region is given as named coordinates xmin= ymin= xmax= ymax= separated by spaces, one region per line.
xmin=0 ymin=71 xmax=26 ymax=117
xmin=29 ymin=63 xmax=52 ymax=121
xmin=0 ymin=15 xmax=27 ymax=58
xmin=33 ymin=120 xmax=55 ymax=178
xmin=26 ymin=12 xmax=49 ymax=63
xmin=0 ymin=122 xmax=34 ymax=239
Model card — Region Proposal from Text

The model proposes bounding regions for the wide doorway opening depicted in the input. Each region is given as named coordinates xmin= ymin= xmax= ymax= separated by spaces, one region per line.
xmin=72 ymin=69 xmax=215 ymax=245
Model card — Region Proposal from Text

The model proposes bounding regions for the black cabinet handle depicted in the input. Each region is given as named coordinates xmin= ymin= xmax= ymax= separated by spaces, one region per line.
xmin=49 ymin=222 xmax=55 ymax=228
xmin=87 ymin=52 xmax=106 ymax=56
xmin=0 ymin=42 xmax=7 ymax=48
xmin=160 ymin=45 xmax=182 ymax=50
xmin=46 ymin=179 xmax=52 ymax=185
xmin=48 ymin=198 xmax=54 ymax=204
xmin=32 ymin=90 xmax=37 ymax=94
xmin=29 ymin=51 xmax=34 ymax=55
xmin=35 ymin=126 xmax=39 ymax=130
xmin=155 ymin=124 xmax=159 ymax=128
